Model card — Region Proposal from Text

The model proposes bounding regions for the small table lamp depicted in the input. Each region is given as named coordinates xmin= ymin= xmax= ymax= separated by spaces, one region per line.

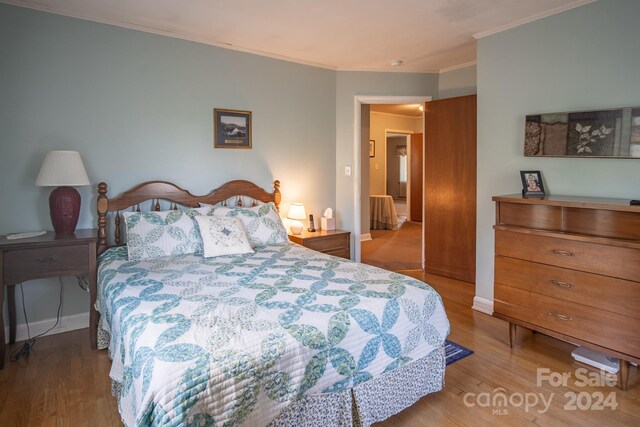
xmin=287 ymin=203 xmax=306 ymax=235
xmin=36 ymin=150 xmax=90 ymax=234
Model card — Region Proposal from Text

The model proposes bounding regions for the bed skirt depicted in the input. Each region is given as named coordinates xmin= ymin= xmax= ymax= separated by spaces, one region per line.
xmin=99 ymin=320 xmax=445 ymax=427
xmin=269 ymin=345 xmax=445 ymax=426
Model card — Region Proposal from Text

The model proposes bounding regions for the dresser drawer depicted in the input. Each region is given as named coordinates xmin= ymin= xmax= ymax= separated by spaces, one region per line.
xmin=3 ymin=245 xmax=89 ymax=284
xmin=498 ymin=202 xmax=562 ymax=230
xmin=495 ymin=284 xmax=640 ymax=358
xmin=495 ymin=256 xmax=640 ymax=319
xmin=495 ymin=230 xmax=640 ymax=282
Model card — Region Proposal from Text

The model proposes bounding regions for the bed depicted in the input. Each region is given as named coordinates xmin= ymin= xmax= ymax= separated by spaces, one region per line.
xmin=94 ymin=179 xmax=450 ymax=426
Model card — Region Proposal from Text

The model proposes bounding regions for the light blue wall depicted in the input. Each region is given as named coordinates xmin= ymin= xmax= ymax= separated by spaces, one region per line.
xmin=0 ymin=4 xmax=336 ymax=326
xmin=335 ymin=71 xmax=439 ymax=258
xmin=438 ymin=64 xmax=476 ymax=99
xmin=476 ymin=0 xmax=640 ymax=302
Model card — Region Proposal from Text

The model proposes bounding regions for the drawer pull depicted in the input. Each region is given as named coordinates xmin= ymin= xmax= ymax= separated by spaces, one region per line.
xmin=549 ymin=279 xmax=574 ymax=289
xmin=551 ymin=249 xmax=574 ymax=257
xmin=548 ymin=311 xmax=573 ymax=321
xmin=37 ymin=256 xmax=58 ymax=263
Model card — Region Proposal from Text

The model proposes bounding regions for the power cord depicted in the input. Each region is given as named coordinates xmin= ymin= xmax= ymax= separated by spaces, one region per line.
xmin=77 ymin=276 xmax=88 ymax=292
xmin=10 ymin=277 xmax=64 ymax=362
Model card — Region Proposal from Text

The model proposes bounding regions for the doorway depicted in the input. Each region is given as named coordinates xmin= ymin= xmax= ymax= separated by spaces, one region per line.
xmin=353 ymin=95 xmax=430 ymax=264
xmin=360 ymin=104 xmax=424 ymax=271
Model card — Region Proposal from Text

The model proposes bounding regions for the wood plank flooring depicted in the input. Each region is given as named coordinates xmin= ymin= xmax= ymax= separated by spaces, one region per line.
xmin=361 ymin=222 xmax=422 ymax=271
xmin=380 ymin=271 xmax=640 ymax=426
xmin=1 ymin=272 xmax=638 ymax=426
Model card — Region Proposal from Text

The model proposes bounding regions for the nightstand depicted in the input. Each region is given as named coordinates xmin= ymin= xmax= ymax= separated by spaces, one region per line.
xmin=289 ymin=229 xmax=351 ymax=260
xmin=0 ymin=229 xmax=98 ymax=369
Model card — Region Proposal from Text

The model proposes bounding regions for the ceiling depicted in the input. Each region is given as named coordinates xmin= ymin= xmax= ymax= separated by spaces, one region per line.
xmin=3 ymin=0 xmax=595 ymax=72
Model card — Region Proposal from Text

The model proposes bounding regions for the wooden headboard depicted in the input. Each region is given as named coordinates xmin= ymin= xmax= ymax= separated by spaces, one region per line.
xmin=96 ymin=179 xmax=281 ymax=255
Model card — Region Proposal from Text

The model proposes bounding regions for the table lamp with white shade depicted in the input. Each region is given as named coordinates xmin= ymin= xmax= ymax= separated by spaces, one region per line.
xmin=36 ymin=150 xmax=90 ymax=234
xmin=287 ymin=203 xmax=306 ymax=235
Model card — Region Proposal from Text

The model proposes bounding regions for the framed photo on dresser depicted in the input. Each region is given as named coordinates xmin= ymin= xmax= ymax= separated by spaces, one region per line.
xmin=520 ymin=170 xmax=545 ymax=197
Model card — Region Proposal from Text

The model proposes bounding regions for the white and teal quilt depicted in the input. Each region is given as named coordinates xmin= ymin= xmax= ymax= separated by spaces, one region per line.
xmin=97 ymin=243 xmax=450 ymax=426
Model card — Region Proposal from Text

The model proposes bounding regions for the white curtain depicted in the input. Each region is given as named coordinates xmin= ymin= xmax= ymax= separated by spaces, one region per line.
xmin=398 ymin=152 xmax=407 ymax=198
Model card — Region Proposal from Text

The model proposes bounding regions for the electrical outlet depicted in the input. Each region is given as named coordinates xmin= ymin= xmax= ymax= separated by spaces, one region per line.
xmin=344 ymin=166 xmax=352 ymax=176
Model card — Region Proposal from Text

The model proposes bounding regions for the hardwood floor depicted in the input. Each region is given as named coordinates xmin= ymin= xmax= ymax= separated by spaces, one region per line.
xmin=0 ymin=327 xmax=119 ymax=426
xmin=362 ymin=222 xmax=422 ymax=270
xmin=1 ymin=272 xmax=638 ymax=426
xmin=379 ymin=271 xmax=640 ymax=426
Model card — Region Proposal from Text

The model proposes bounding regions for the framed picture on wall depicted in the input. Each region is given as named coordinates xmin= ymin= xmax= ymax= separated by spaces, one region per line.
xmin=369 ymin=140 xmax=375 ymax=157
xmin=520 ymin=170 xmax=545 ymax=197
xmin=524 ymin=106 xmax=640 ymax=158
xmin=214 ymin=109 xmax=252 ymax=149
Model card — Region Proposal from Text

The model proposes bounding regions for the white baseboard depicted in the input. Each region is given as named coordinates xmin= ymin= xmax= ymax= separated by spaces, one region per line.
xmin=360 ymin=233 xmax=372 ymax=242
xmin=472 ymin=296 xmax=494 ymax=315
xmin=4 ymin=312 xmax=89 ymax=343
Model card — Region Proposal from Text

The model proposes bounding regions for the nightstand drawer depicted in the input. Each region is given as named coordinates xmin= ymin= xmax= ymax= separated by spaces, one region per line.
xmin=289 ymin=229 xmax=351 ymax=260
xmin=325 ymin=248 xmax=350 ymax=260
xmin=303 ymin=234 xmax=349 ymax=253
xmin=3 ymin=245 xmax=89 ymax=284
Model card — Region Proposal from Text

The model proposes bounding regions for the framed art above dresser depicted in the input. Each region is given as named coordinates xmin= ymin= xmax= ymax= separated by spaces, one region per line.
xmin=492 ymin=194 xmax=640 ymax=390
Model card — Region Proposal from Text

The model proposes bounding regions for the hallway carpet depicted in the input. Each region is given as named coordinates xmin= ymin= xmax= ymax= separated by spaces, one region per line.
xmin=361 ymin=221 xmax=421 ymax=270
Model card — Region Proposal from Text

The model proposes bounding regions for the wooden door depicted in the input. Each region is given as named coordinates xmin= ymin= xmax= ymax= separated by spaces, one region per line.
xmin=410 ymin=133 xmax=423 ymax=222
xmin=424 ymin=95 xmax=476 ymax=283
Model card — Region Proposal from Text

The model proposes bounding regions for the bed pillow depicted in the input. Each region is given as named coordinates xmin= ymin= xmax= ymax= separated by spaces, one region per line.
xmin=211 ymin=202 xmax=288 ymax=247
xmin=184 ymin=206 xmax=217 ymax=217
xmin=195 ymin=216 xmax=254 ymax=258
xmin=197 ymin=202 xmax=223 ymax=208
xmin=123 ymin=210 xmax=203 ymax=260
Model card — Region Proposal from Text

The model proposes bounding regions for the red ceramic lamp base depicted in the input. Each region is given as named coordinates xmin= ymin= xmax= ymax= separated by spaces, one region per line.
xmin=49 ymin=186 xmax=81 ymax=234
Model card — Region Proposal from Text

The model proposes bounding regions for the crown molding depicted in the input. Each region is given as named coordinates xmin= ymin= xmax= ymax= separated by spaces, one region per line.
xmin=336 ymin=67 xmax=440 ymax=74
xmin=6 ymin=0 xmax=594 ymax=73
xmin=0 ymin=0 xmax=458 ymax=74
xmin=439 ymin=61 xmax=477 ymax=74
xmin=472 ymin=0 xmax=597 ymax=39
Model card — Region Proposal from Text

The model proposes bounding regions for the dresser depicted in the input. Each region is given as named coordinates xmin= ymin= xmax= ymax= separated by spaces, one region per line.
xmin=288 ymin=229 xmax=351 ymax=260
xmin=492 ymin=195 xmax=640 ymax=390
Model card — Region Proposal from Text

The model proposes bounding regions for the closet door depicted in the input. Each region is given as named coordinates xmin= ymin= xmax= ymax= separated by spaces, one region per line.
xmin=424 ymin=95 xmax=476 ymax=283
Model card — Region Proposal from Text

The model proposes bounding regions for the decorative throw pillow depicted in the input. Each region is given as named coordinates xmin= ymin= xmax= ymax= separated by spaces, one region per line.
xmin=195 ymin=216 xmax=254 ymax=258
xmin=124 ymin=210 xmax=203 ymax=260
xmin=211 ymin=202 xmax=288 ymax=247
